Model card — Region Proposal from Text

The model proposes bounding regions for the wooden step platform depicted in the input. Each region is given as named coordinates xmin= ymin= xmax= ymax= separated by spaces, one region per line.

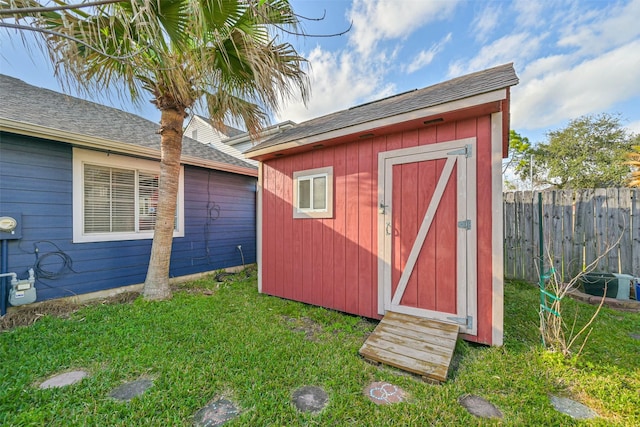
xmin=359 ymin=311 xmax=459 ymax=383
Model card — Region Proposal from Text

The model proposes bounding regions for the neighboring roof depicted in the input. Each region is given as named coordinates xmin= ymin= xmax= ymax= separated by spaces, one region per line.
xmin=225 ymin=120 xmax=296 ymax=147
xmin=0 ymin=75 xmax=256 ymax=176
xmin=193 ymin=115 xmax=245 ymax=138
xmin=185 ymin=115 xmax=258 ymax=166
xmin=246 ymin=63 xmax=518 ymax=155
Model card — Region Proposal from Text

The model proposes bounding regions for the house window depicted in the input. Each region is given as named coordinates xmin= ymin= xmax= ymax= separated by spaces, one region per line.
xmin=293 ymin=166 xmax=333 ymax=219
xmin=73 ymin=148 xmax=184 ymax=242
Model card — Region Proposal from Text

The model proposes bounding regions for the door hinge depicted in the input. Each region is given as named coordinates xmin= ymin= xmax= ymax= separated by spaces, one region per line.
xmin=458 ymin=219 xmax=471 ymax=230
xmin=447 ymin=144 xmax=472 ymax=158
xmin=447 ymin=315 xmax=473 ymax=329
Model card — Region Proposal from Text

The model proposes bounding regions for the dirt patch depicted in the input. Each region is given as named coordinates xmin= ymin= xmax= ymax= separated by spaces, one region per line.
xmin=281 ymin=316 xmax=324 ymax=341
xmin=1 ymin=276 xmax=234 ymax=331
xmin=1 ymin=291 xmax=140 ymax=332
xmin=171 ymin=285 xmax=217 ymax=296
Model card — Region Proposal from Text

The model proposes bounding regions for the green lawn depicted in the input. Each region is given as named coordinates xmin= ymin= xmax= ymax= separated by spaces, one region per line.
xmin=1 ymin=269 xmax=638 ymax=426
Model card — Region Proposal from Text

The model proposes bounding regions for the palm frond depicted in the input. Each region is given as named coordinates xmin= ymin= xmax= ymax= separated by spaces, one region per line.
xmin=4 ymin=0 xmax=309 ymax=132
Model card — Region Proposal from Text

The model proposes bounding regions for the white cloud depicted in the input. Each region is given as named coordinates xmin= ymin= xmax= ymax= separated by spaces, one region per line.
xmin=513 ymin=0 xmax=545 ymax=28
xmin=448 ymin=32 xmax=546 ymax=77
xmin=348 ymin=0 xmax=459 ymax=57
xmin=512 ymin=40 xmax=640 ymax=130
xmin=275 ymin=46 xmax=392 ymax=123
xmin=276 ymin=0 xmax=462 ymax=124
xmin=472 ymin=4 xmax=501 ymax=42
xmin=405 ymin=33 xmax=452 ymax=74
xmin=558 ymin=0 xmax=640 ymax=56
xmin=518 ymin=55 xmax=570 ymax=82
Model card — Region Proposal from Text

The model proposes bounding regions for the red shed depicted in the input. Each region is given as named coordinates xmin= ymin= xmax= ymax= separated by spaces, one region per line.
xmin=246 ymin=64 xmax=518 ymax=348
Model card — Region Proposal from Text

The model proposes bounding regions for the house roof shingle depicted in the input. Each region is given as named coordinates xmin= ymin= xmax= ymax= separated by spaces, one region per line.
xmin=0 ymin=75 xmax=256 ymax=172
xmin=246 ymin=63 xmax=518 ymax=154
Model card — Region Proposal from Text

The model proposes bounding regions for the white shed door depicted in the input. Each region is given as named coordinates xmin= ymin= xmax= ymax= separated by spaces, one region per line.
xmin=377 ymin=138 xmax=478 ymax=335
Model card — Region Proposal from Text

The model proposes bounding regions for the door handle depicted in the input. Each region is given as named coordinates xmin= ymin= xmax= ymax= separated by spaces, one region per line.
xmin=386 ymin=222 xmax=392 ymax=235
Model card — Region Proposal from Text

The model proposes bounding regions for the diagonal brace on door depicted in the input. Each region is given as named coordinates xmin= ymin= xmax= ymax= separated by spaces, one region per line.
xmin=391 ymin=155 xmax=457 ymax=306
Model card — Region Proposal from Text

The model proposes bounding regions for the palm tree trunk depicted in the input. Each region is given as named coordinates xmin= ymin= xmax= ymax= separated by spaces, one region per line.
xmin=143 ymin=106 xmax=184 ymax=300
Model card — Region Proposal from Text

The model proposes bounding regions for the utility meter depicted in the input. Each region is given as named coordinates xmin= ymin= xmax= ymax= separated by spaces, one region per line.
xmin=0 ymin=214 xmax=21 ymax=239
xmin=0 ymin=216 xmax=17 ymax=232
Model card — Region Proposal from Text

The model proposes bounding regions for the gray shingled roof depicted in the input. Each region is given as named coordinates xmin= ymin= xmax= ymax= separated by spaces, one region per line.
xmin=0 ymin=75 xmax=256 ymax=171
xmin=246 ymin=63 xmax=518 ymax=153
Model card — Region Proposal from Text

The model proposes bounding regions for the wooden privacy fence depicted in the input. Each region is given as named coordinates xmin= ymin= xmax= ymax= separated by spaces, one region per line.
xmin=503 ymin=188 xmax=640 ymax=283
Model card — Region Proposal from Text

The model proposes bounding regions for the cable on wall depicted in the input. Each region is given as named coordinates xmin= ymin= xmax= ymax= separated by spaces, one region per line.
xmin=13 ymin=240 xmax=79 ymax=295
xmin=32 ymin=241 xmax=77 ymax=279
xmin=192 ymin=171 xmax=221 ymax=264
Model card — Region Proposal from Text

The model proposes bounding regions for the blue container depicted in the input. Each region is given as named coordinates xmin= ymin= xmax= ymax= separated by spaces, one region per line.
xmin=635 ymin=282 xmax=640 ymax=301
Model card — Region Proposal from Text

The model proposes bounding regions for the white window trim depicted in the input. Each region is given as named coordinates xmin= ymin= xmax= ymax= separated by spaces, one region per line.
xmin=73 ymin=148 xmax=185 ymax=243
xmin=293 ymin=166 xmax=333 ymax=219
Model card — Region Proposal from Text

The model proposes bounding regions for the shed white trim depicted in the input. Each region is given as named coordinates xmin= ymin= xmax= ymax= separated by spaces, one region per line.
xmin=257 ymin=162 xmax=264 ymax=293
xmin=491 ymin=112 xmax=505 ymax=346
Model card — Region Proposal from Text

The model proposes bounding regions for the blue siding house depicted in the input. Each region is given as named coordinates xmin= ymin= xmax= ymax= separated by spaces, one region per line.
xmin=0 ymin=75 xmax=257 ymax=307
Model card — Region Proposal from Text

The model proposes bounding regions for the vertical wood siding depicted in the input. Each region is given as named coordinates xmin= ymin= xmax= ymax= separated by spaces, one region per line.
xmin=260 ymin=116 xmax=496 ymax=344
xmin=504 ymin=188 xmax=640 ymax=282
xmin=0 ymin=133 xmax=256 ymax=302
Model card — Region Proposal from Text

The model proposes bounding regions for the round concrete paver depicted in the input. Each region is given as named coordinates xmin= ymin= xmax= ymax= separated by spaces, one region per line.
xmin=364 ymin=382 xmax=407 ymax=405
xmin=550 ymin=395 xmax=598 ymax=420
xmin=109 ymin=379 xmax=154 ymax=401
xmin=39 ymin=370 xmax=88 ymax=389
xmin=458 ymin=395 xmax=503 ymax=419
xmin=292 ymin=386 xmax=328 ymax=413
xmin=629 ymin=333 xmax=640 ymax=340
xmin=193 ymin=399 xmax=239 ymax=427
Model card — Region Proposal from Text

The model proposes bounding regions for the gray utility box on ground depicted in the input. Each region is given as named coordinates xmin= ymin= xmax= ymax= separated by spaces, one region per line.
xmin=580 ymin=272 xmax=635 ymax=300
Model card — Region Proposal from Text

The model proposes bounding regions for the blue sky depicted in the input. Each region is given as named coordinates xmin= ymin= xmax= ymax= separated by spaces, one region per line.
xmin=1 ymin=0 xmax=639 ymax=145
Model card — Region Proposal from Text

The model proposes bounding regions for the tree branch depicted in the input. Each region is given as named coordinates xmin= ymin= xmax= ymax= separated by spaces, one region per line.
xmin=273 ymin=20 xmax=352 ymax=38
xmin=293 ymin=9 xmax=326 ymax=21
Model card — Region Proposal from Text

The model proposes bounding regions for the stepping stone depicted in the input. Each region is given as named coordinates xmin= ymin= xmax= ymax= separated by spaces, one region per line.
xmin=459 ymin=394 xmax=503 ymax=419
xmin=39 ymin=370 xmax=88 ymax=389
xmin=629 ymin=333 xmax=640 ymax=340
xmin=193 ymin=399 xmax=239 ymax=427
xmin=550 ymin=395 xmax=598 ymax=420
xmin=292 ymin=386 xmax=328 ymax=413
xmin=364 ymin=381 xmax=407 ymax=405
xmin=109 ymin=379 xmax=153 ymax=401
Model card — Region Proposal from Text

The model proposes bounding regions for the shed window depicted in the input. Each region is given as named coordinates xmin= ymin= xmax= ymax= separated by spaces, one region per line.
xmin=293 ymin=166 xmax=333 ymax=219
xmin=73 ymin=148 xmax=184 ymax=242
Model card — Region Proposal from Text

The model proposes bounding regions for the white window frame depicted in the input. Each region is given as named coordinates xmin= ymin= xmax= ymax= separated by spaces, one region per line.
xmin=292 ymin=166 xmax=333 ymax=219
xmin=72 ymin=148 xmax=185 ymax=243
